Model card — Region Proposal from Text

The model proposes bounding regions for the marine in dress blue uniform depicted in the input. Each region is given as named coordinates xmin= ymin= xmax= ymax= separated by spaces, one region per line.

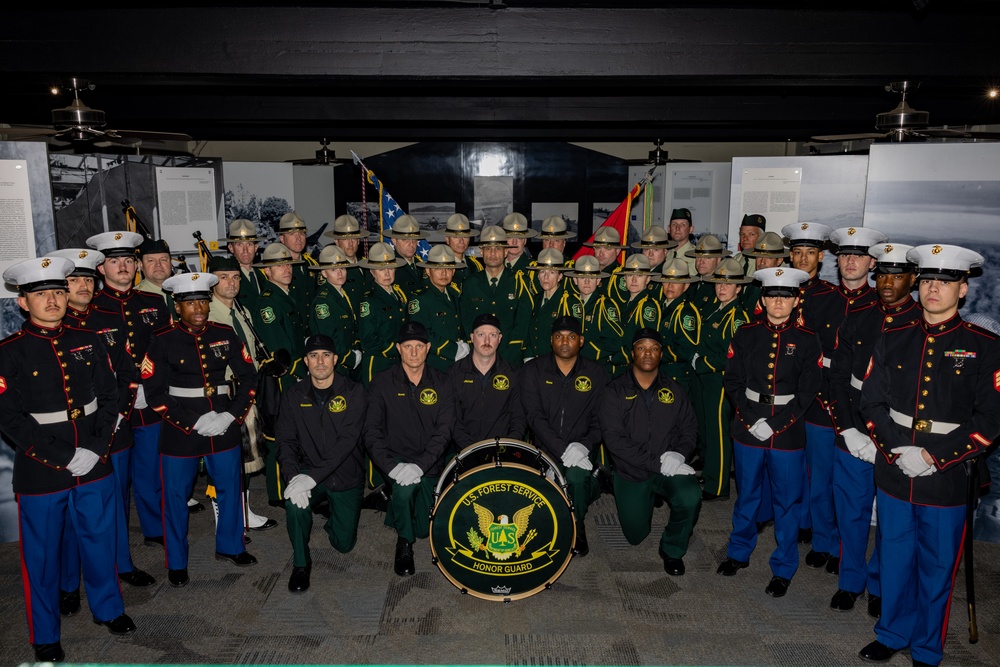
xmin=798 ymin=226 xmax=886 ymax=571
xmin=89 ymin=230 xmax=172 ymax=545
xmin=857 ymin=245 xmax=1000 ymax=667
xmin=718 ymin=267 xmax=822 ymax=598
xmin=143 ymin=272 xmax=259 ymax=587
xmin=0 ymin=256 xmax=135 ymax=662
xmin=827 ymin=242 xmax=921 ymax=615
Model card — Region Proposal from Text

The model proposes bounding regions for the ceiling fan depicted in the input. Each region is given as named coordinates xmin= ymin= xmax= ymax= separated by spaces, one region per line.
xmin=809 ymin=81 xmax=1000 ymax=144
xmin=287 ymin=138 xmax=351 ymax=166
xmin=624 ymin=138 xmax=701 ymax=165
xmin=0 ymin=77 xmax=192 ymax=147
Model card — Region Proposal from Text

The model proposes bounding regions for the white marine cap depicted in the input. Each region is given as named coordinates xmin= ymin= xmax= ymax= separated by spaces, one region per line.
xmin=49 ymin=248 xmax=105 ymax=277
xmin=906 ymin=244 xmax=984 ymax=282
xmin=162 ymin=272 xmax=220 ymax=301
xmin=3 ymin=256 xmax=74 ymax=292
xmin=755 ymin=267 xmax=811 ymax=296
xmin=86 ymin=230 xmax=143 ymax=258
xmin=869 ymin=242 xmax=915 ymax=275
xmin=829 ymin=227 xmax=888 ymax=255
xmin=781 ymin=222 xmax=832 ymax=248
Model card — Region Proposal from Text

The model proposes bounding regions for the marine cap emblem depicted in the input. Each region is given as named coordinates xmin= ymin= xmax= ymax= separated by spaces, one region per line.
xmin=79 ymin=250 xmax=88 ymax=259
xmin=775 ymin=269 xmax=784 ymax=276
xmin=191 ymin=274 xmax=199 ymax=281
xmin=800 ymin=223 xmax=809 ymax=230
xmin=40 ymin=258 xmax=50 ymax=268
xmin=884 ymin=244 xmax=893 ymax=253
xmin=932 ymin=245 xmax=943 ymax=255
xmin=114 ymin=232 xmax=123 ymax=240
xmin=847 ymin=227 xmax=856 ymax=235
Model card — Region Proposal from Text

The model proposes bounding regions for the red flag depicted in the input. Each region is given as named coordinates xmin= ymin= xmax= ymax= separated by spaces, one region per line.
xmin=573 ymin=180 xmax=644 ymax=262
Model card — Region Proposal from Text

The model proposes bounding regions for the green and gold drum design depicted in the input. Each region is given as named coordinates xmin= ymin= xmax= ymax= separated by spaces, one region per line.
xmin=430 ymin=439 xmax=575 ymax=601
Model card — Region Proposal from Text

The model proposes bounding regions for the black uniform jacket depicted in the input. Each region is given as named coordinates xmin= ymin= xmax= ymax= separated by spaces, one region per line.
xmin=519 ymin=354 xmax=609 ymax=459
xmin=448 ymin=354 xmax=526 ymax=449
xmin=66 ymin=303 xmax=139 ymax=454
xmin=144 ymin=321 xmax=258 ymax=457
xmin=724 ymin=318 xmax=823 ymax=450
xmin=828 ymin=297 xmax=922 ymax=440
xmin=276 ymin=376 xmax=366 ymax=491
xmin=0 ymin=321 xmax=118 ymax=494
xmin=861 ymin=314 xmax=1000 ymax=506
xmin=93 ymin=285 xmax=171 ymax=427
xmin=365 ymin=363 xmax=455 ymax=477
xmin=599 ymin=369 xmax=697 ymax=483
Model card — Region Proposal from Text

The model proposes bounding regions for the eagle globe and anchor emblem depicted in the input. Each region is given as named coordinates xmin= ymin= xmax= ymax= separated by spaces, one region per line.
xmin=429 ymin=439 xmax=576 ymax=601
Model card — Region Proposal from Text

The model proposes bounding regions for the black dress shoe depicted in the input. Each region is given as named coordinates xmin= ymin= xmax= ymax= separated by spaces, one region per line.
xmin=118 ymin=568 xmax=156 ymax=587
xmin=572 ymin=524 xmax=589 ymax=557
xmin=805 ymin=550 xmax=830 ymax=568
xmin=868 ymin=595 xmax=882 ymax=619
xmin=59 ymin=589 xmax=80 ymax=616
xmin=716 ymin=557 xmax=750 ymax=576
xmin=659 ymin=549 xmax=685 ymax=576
xmin=653 ymin=494 xmax=664 ymax=508
xmin=188 ymin=500 xmax=206 ymax=514
xmin=858 ymin=640 xmax=899 ymax=662
xmin=247 ymin=517 xmax=279 ymax=531
xmin=93 ymin=613 xmax=136 ymax=635
xmin=268 ymin=499 xmax=285 ymax=509
xmin=143 ymin=535 xmax=165 ymax=547
xmin=394 ymin=537 xmax=415 ymax=576
xmin=798 ymin=528 xmax=813 ymax=544
xmin=765 ymin=575 xmax=790 ymax=598
xmin=288 ymin=565 xmax=311 ymax=593
xmin=826 ymin=556 xmax=840 ymax=575
xmin=830 ymin=589 xmax=860 ymax=611
xmin=168 ymin=568 xmax=189 ymax=587
xmin=215 ymin=551 xmax=258 ymax=566
xmin=33 ymin=641 xmax=64 ymax=662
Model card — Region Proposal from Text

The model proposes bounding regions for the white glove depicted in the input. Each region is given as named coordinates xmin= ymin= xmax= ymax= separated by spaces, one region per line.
xmin=201 ymin=412 xmax=235 ymax=437
xmin=891 ymin=446 xmax=935 ymax=478
xmin=676 ymin=463 xmax=696 ymax=476
xmin=388 ymin=462 xmax=407 ymax=483
xmin=749 ymin=418 xmax=774 ymax=441
xmin=841 ymin=428 xmax=875 ymax=459
xmin=659 ymin=451 xmax=685 ymax=477
xmin=454 ymin=340 xmax=471 ymax=362
xmin=284 ymin=473 xmax=317 ymax=499
xmin=561 ymin=442 xmax=591 ymax=470
xmin=691 ymin=353 xmax=700 ymax=370
xmin=349 ymin=349 xmax=362 ymax=369
xmin=66 ymin=448 xmax=100 ymax=476
xmin=288 ymin=489 xmax=312 ymax=510
xmin=194 ymin=411 xmax=218 ymax=435
xmin=134 ymin=385 xmax=148 ymax=409
xmin=396 ymin=463 xmax=423 ymax=486
xmin=857 ymin=441 xmax=877 ymax=464
xmin=523 ymin=356 xmax=535 ymax=363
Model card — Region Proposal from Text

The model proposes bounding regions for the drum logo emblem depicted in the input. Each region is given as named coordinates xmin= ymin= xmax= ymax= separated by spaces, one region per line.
xmin=470 ymin=503 xmax=536 ymax=561
xmin=574 ymin=376 xmax=592 ymax=392
xmin=420 ymin=388 xmax=438 ymax=405
xmin=493 ymin=374 xmax=510 ymax=391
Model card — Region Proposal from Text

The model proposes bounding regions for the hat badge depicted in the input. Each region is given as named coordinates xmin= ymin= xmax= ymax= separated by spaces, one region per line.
xmin=191 ymin=274 xmax=200 ymax=281
xmin=78 ymin=250 xmax=88 ymax=259
xmin=800 ymin=223 xmax=809 ymax=230
xmin=847 ymin=228 xmax=856 ymax=236
xmin=775 ymin=268 xmax=784 ymax=276
xmin=884 ymin=244 xmax=893 ymax=253
xmin=114 ymin=232 xmax=123 ymax=241
xmin=932 ymin=245 xmax=943 ymax=255
xmin=40 ymin=258 xmax=51 ymax=268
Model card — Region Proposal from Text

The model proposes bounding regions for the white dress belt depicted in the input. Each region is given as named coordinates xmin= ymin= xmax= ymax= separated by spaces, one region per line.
xmin=32 ymin=398 xmax=98 ymax=424
xmin=168 ymin=385 xmax=231 ymax=398
xmin=745 ymin=388 xmax=793 ymax=406
xmin=889 ymin=408 xmax=959 ymax=435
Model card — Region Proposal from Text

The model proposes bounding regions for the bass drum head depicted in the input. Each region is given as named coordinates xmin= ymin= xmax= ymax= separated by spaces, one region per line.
xmin=430 ymin=462 xmax=575 ymax=601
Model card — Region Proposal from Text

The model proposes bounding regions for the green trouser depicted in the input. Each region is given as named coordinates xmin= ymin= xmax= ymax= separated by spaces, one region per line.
xmin=561 ymin=461 xmax=601 ymax=524
xmin=613 ymin=472 xmax=702 ymax=559
xmin=692 ymin=371 xmax=732 ymax=498
xmin=285 ymin=485 xmax=363 ymax=567
xmin=384 ymin=476 xmax=439 ymax=543
xmin=263 ymin=434 xmax=282 ymax=504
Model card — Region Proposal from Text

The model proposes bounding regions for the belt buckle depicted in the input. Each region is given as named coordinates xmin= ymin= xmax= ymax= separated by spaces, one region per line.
xmin=69 ymin=408 xmax=82 ymax=420
xmin=760 ymin=394 xmax=774 ymax=405
xmin=914 ymin=419 xmax=932 ymax=433
xmin=205 ymin=386 xmax=215 ymax=397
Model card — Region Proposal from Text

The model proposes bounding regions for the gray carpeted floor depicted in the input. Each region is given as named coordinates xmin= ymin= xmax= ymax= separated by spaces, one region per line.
xmin=2 ymin=475 xmax=999 ymax=666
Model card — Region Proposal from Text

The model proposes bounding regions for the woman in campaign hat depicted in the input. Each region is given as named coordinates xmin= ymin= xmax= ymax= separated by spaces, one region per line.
xmin=566 ymin=255 xmax=624 ymax=377
xmin=524 ymin=249 xmax=583 ymax=360
xmin=308 ymin=245 xmax=363 ymax=379
xmin=655 ymin=258 xmax=701 ymax=391
xmin=357 ymin=242 xmax=409 ymax=385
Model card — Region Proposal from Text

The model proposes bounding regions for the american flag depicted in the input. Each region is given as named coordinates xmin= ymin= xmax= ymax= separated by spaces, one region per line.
xmin=365 ymin=165 xmax=431 ymax=260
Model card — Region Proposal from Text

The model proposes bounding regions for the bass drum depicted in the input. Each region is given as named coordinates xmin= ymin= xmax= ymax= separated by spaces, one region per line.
xmin=429 ymin=438 xmax=575 ymax=601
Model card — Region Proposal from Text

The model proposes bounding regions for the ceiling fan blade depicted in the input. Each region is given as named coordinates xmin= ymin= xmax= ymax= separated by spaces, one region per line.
xmin=106 ymin=129 xmax=193 ymax=142
xmin=809 ymin=132 xmax=887 ymax=142
xmin=0 ymin=125 xmax=61 ymax=139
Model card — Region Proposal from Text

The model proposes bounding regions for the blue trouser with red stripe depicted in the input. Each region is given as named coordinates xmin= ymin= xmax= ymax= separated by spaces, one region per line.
xmin=727 ymin=442 xmax=804 ymax=580
xmin=832 ymin=447 xmax=880 ymax=596
xmin=874 ymin=490 xmax=964 ymax=666
xmin=132 ymin=422 xmax=163 ymax=539
xmin=804 ymin=422 xmax=838 ymax=554
xmin=19 ymin=475 xmax=125 ymax=645
xmin=161 ymin=447 xmax=244 ymax=570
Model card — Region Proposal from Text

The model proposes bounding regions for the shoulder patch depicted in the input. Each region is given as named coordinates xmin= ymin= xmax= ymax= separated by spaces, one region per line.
xmin=607 ymin=306 xmax=620 ymax=323
xmin=408 ymin=300 xmax=420 ymax=315
xmin=360 ymin=302 xmax=371 ymax=318
xmin=260 ymin=306 xmax=276 ymax=324
xmin=315 ymin=303 xmax=330 ymax=320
